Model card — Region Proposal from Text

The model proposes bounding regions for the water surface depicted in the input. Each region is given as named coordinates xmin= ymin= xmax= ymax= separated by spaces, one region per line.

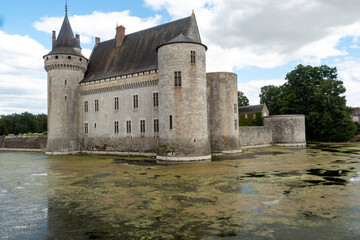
xmin=1 ymin=143 xmax=360 ymax=239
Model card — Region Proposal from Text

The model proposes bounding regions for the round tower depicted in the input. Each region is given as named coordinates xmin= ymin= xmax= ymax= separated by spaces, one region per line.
xmin=207 ymin=72 xmax=241 ymax=153
xmin=156 ymin=34 xmax=211 ymax=163
xmin=44 ymin=12 xmax=88 ymax=154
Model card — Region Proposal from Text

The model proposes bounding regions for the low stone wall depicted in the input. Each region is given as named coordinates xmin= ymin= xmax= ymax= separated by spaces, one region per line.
xmin=0 ymin=136 xmax=4 ymax=148
xmin=2 ymin=135 xmax=47 ymax=150
xmin=239 ymin=126 xmax=273 ymax=148
xmin=264 ymin=115 xmax=306 ymax=146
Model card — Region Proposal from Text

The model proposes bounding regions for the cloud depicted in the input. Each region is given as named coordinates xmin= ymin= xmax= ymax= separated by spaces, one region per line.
xmin=145 ymin=0 xmax=360 ymax=70
xmin=34 ymin=11 xmax=162 ymax=45
xmin=336 ymin=60 xmax=360 ymax=107
xmin=0 ymin=30 xmax=48 ymax=114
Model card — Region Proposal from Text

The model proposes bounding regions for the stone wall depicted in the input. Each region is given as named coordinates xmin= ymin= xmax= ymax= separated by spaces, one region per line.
xmin=2 ymin=135 xmax=47 ymax=149
xmin=264 ymin=115 xmax=306 ymax=146
xmin=0 ymin=136 xmax=4 ymax=148
xmin=239 ymin=127 xmax=272 ymax=148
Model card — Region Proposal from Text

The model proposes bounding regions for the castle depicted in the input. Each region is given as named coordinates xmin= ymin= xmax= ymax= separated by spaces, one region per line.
xmin=44 ymin=10 xmax=241 ymax=162
xmin=44 ymin=10 xmax=306 ymax=162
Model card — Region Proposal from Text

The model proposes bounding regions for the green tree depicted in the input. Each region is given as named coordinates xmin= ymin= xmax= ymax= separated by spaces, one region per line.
xmin=0 ymin=112 xmax=47 ymax=135
xmin=259 ymin=85 xmax=282 ymax=115
xmin=260 ymin=64 xmax=356 ymax=142
xmin=238 ymin=91 xmax=249 ymax=107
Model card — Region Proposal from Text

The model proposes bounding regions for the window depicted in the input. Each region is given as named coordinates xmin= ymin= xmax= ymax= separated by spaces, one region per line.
xmin=133 ymin=95 xmax=138 ymax=109
xmin=153 ymin=92 xmax=159 ymax=107
xmin=84 ymin=123 xmax=88 ymax=134
xmin=191 ymin=51 xmax=196 ymax=63
xmin=169 ymin=115 xmax=173 ymax=130
xmin=174 ymin=71 xmax=181 ymax=86
xmin=68 ymin=56 xmax=71 ymax=59
xmin=65 ymin=80 xmax=67 ymax=85
xmin=140 ymin=120 xmax=145 ymax=133
xmin=55 ymin=55 xmax=58 ymax=59
xmin=126 ymin=121 xmax=131 ymax=133
xmin=65 ymin=96 xmax=67 ymax=101
xmin=95 ymin=99 xmax=99 ymax=112
xmin=114 ymin=121 xmax=119 ymax=133
xmin=84 ymin=101 xmax=88 ymax=112
xmin=234 ymin=104 xmax=237 ymax=114
xmin=154 ymin=119 xmax=159 ymax=133
xmin=234 ymin=119 xmax=238 ymax=130
xmin=245 ymin=114 xmax=248 ymax=119
xmin=94 ymin=123 xmax=97 ymax=128
xmin=114 ymin=97 xmax=119 ymax=110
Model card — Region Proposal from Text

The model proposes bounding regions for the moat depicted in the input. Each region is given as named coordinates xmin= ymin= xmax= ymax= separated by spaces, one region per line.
xmin=1 ymin=143 xmax=360 ymax=239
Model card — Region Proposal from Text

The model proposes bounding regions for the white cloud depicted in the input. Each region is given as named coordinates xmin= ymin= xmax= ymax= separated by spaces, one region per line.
xmin=239 ymin=79 xmax=286 ymax=105
xmin=336 ymin=60 xmax=360 ymax=107
xmin=34 ymin=11 xmax=162 ymax=46
xmin=0 ymin=30 xmax=47 ymax=114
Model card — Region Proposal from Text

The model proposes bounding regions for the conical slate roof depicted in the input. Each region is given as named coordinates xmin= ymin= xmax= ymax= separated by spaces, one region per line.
xmin=156 ymin=33 xmax=207 ymax=51
xmin=46 ymin=13 xmax=83 ymax=57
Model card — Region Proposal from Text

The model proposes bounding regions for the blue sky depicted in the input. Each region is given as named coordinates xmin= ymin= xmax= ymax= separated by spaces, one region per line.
xmin=1 ymin=0 xmax=360 ymax=114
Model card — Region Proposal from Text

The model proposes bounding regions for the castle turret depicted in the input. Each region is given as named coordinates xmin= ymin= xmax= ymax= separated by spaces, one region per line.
xmin=156 ymin=33 xmax=211 ymax=163
xmin=43 ymin=11 xmax=88 ymax=154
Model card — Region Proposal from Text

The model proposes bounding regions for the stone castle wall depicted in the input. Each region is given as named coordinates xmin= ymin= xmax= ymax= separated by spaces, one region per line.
xmin=79 ymin=72 xmax=159 ymax=153
xmin=1 ymin=135 xmax=47 ymax=150
xmin=239 ymin=127 xmax=273 ymax=148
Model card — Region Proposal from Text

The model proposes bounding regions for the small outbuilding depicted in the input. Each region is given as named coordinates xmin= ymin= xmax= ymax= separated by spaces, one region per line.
xmin=351 ymin=107 xmax=360 ymax=124
xmin=238 ymin=104 xmax=269 ymax=118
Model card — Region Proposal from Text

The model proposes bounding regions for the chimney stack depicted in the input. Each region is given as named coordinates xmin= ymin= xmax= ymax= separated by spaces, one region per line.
xmin=115 ymin=25 xmax=125 ymax=47
xmin=95 ymin=37 xmax=100 ymax=47
xmin=52 ymin=31 xmax=56 ymax=49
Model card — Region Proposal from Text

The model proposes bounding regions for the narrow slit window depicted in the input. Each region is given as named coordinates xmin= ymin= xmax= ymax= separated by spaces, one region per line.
xmin=234 ymin=104 xmax=237 ymax=114
xmin=84 ymin=123 xmax=88 ymax=134
xmin=169 ymin=115 xmax=173 ymax=130
xmin=191 ymin=51 xmax=196 ymax=63
xmin=153 ymin=92 xmax=159 ymax=107
xmin=84 ymin=101 xmax=88 ymax=112
xmin=114 ymin=97 xmax=119 ymax=110
xmin=154 ymin=119 xmax=159 ymax=133
xmin=126 ymin=121 xmax=131 ymax=133
xmin=140 ymin=120 xmax=146 ymax=133
xmin=95 ymin=99 xmax=99 ymax=112
xmin=234 ymin=119 xmax=238 ymax=130
xmin=133 ymin=95 xmax=138 ymax=109
xmin=174 ymin=71 xmax=181 ymax=86
xmin=114 ymin=121 xmax=119 ymax=133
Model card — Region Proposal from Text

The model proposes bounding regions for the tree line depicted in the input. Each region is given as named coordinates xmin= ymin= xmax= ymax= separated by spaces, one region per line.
xmin=0 ymin=112 xmax=47 ymax=135
xmin=259 ymin=64 xmax=357 ymax=142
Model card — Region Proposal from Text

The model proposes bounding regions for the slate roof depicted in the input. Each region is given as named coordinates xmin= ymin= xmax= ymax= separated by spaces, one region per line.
xmin=156 ymin=33 xmax=207 ymax=51
xmin=238 ymin=104 xmax=266 ymax=114
xmin=46 ymin=13 xmax=84 ymax=57
xmin=82 ymin=14 xmax=202 ymax=83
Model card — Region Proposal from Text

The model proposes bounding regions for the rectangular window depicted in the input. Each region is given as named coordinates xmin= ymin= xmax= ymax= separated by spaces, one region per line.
xmin=191 ymin=51 xmax=196 ymax=63
xmin=126 ymin=121 xmax=131 ymax=133
xmin=140 ymin=120 xmax=145 ymax=133
xmin=114 ymin=121 xmax=119 ymax=133
xmin=84 ymin=101 xmax=88 ymax=112
xmin=153 ymin=92 xmax=159 ymax=107
xmin=174 ymin=71 xmax=181 ymax=86
xmin=154 ymin=119 xmax=159 ymax=133
xmin=95 ymin=99 xmax=99 ymax=112
xmin=234 ymin=119 xmax=238 ymax=130
xmin=84 ymin=123 xmax=88 ymax=134
xmin=114 ymin=97 xmax=119 ymax=110
xmin=234 ymin=104 xmax=237 ymax=114
xmin=133 ymin=95 xmax=138 ymax=109
xmin=169 ymin=115 xmax=173 ymax=130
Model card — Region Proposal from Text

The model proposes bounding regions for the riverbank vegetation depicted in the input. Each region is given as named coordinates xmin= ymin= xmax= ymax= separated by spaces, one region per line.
xmin=260 ymin=64 xmax=357 ymax=142
xmin=0 ymin=112 xmax=47 ymax=135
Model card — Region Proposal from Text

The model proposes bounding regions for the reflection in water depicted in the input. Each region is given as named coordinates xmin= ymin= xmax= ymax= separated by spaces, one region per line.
xmin=0 ymin=143 xmax=360 ymax=239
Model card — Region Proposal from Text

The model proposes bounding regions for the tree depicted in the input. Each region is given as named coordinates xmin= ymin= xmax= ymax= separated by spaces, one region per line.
xmin=238 ymin=91 xmax=249 ymax=107
xmin=259 ymin=64 xmax=357 ymax=142
xmin=259 ymin=85 xmax=282 ymax=115
xmin=0 ymin=112 xmax=47 ymax=135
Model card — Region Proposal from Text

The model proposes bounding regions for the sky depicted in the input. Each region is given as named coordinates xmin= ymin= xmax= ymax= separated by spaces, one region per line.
xmin=0 ymin=0 xmax=360 ymax=115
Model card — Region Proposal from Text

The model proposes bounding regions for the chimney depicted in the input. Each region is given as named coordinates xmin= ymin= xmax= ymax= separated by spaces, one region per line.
xmin=52 ymin=31 xmax=56 ymax=49
xmin=115 ymin=25 xmax=125 ymax=47
xmin=95 ymin=37 xmax=100 ymax=47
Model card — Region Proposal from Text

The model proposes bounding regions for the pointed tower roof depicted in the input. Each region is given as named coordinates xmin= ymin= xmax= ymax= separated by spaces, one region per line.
xmin=156 ymin=33 xmax=207 ymax=51
xmin=46 ymin=11 xmax=84 ymax=57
